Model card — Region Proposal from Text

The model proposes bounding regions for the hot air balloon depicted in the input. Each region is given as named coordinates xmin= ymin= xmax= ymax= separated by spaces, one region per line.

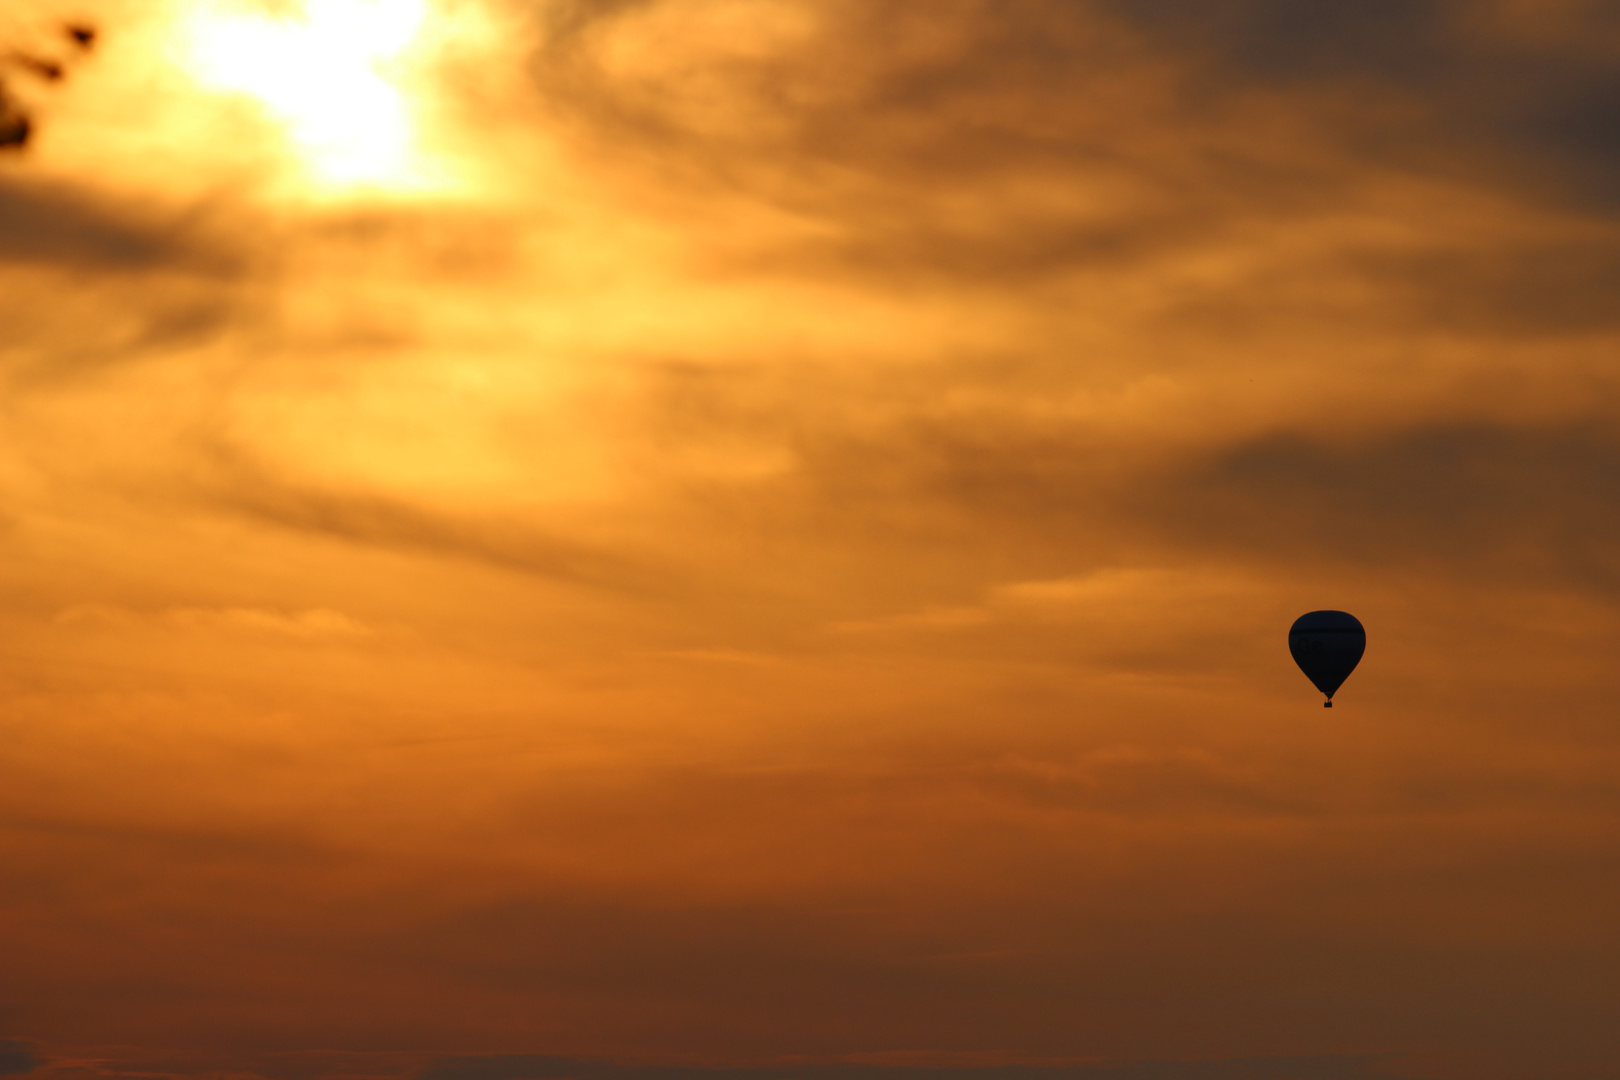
xmin=1289 ymin=610 xmax=1364 ymax=707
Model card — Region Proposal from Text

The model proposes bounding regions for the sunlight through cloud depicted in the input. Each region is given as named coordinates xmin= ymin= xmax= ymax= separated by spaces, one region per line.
xmin=181 ymin=0 xmax=440 ymax=191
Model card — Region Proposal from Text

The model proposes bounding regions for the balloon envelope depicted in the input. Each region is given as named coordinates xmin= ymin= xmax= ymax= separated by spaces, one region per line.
xmin=1288 ymin=610 xmax=1365 ymax=701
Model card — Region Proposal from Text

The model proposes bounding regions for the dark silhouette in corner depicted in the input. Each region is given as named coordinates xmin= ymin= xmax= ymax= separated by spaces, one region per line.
xmin=1 ymin=22 xmax=97 ymax=150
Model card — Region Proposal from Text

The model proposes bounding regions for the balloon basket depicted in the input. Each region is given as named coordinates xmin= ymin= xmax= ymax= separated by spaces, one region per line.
xmin=1324 ymin=701 xmax=1333 ymax=708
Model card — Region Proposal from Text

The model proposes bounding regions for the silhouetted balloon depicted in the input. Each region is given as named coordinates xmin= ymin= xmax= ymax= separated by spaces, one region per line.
xmin=1289 ymin=610 xmax=1365 ymax=708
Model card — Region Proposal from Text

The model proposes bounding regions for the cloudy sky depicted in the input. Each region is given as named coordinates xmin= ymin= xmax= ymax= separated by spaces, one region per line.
xmin=3 ymin=2 xmax=1620 ymax=1079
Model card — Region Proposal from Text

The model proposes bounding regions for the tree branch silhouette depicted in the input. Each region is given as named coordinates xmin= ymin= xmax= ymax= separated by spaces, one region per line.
xmin=0 ymin=21 xmax=97 ymax=151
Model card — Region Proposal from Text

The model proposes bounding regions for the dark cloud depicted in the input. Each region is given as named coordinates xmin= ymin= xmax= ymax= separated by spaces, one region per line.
xmin=1501 ymin=66 xmax=1620 ymax=206
xmin=0 ymin=179 xmax=201 ymax=269
xmin=887 ymin=412 xmax=1620 ymax=594
xmin=744 ymin=210 xmax=1205 ymax=289
xmin=417 ymin=1058 xmax=1390 ymax=1080
xmin=661 ymin=372 xmax=1139 ymax=583
xmin=0 ymin=288 xmax=240 ymax=388
xmin=1341 ymin=236 xmax=1620 ymax=337
xmin=197 ymin=440 xmax=648 ymax=590
xmin=630 ymin=356 xmax=1620 ymax=604
xmin=1098 ymin=0 xmax=1620 ymax=211
xmin=523 ymin=0 xmax=1620 ymax=297
xmin=524 ymin=0 xmax=1326 ymax=262
xmin=1158 ymin=420 xmax=1620 ymax=587
xmin=1097 ymin=0 xmax=1454 ymax=82
xmin=0 ymin=809 xmax=339 ymax=868
xmin=0 ymin=1042 xmax=42 ymax=1077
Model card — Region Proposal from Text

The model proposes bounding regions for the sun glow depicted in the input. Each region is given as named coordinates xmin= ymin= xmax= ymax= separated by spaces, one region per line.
xmin=182 ymin=0 xmax=442 ymax=191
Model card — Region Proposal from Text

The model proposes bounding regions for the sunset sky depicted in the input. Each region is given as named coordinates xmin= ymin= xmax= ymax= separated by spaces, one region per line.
xmin=3 ymin=3 xmax=1620 ymax=1079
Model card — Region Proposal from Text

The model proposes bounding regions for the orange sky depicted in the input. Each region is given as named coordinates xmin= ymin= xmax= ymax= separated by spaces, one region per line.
xmin=4 ymin=3 xmax=1620 ymax=1080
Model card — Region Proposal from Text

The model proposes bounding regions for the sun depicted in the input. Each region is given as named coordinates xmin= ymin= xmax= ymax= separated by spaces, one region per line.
xmin=181 ymin=0 xmax=444 ymax=192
